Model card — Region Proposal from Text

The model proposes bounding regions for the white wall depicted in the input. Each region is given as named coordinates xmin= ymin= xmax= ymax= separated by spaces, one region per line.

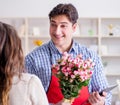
xmin=0 ymin=0 xmax=120 ymax=17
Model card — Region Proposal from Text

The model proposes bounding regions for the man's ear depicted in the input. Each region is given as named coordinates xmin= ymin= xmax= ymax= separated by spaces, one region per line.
xmin=72 ymin=23 xmax=78 ymax=32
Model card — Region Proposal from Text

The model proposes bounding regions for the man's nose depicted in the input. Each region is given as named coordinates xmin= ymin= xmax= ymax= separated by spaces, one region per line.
xmin=55 ymin=26 xmax=61 ymax=35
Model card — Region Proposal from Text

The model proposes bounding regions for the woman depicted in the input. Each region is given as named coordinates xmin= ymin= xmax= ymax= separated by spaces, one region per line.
xmin=0 ymin=22 xmax=49 ymax=105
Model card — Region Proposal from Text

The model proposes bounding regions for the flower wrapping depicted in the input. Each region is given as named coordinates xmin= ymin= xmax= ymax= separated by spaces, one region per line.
xmin=52 ymin=52 xmax=95 ymax=100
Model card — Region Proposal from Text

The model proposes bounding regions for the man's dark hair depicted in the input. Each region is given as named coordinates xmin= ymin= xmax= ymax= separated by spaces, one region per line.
xmin=49 ymin=3 xmax=78 ymax=24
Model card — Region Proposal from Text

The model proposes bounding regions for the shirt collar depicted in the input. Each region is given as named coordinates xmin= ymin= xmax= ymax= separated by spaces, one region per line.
xmin=48 ymin=40 xmax=61 ymax=54
xmin=48 ymin=39 xmax=78 ymax=54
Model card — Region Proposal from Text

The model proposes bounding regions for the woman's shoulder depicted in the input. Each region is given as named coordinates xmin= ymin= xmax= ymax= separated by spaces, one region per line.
xmin=12 ymin=73 xmax=41 ymax=85
xmin=10 ymin=74 xmax=47 ymax=105
xmin=21 ymin=73 xmax=40 ymax=82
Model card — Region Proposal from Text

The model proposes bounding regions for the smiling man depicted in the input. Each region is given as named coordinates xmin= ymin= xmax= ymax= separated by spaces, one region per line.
xmin=25 ymin=3 xmax=112 ymax=105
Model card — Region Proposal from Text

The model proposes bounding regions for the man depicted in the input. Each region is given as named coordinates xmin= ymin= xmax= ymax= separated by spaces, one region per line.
xmin=25 ymin=3 xmax=112 ymax=105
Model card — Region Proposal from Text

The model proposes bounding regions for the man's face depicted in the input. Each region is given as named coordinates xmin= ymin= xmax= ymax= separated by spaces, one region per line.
xmin=49 ymin=15 xmax=77 ymax=48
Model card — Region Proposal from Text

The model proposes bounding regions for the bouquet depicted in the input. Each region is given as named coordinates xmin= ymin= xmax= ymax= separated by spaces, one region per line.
xmin=52 ymin=52 xmax=95 ymax=101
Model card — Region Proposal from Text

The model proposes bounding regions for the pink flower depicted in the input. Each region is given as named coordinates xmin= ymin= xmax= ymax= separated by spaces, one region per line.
xmin=52 ymin=52 xmax=95 ymax=99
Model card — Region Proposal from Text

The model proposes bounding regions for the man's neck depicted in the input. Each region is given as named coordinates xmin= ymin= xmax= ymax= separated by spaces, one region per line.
xmin=56 ymin=41 xmax=73 ymax=53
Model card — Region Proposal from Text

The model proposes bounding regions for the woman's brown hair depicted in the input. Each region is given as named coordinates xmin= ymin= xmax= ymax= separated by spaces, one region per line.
xmin=0 ymin=22 xmax=24 ymax=105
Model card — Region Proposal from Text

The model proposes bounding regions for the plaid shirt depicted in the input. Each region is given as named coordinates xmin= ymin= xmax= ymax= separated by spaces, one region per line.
xmin=25 ymin=40 xmax=112 ymax=105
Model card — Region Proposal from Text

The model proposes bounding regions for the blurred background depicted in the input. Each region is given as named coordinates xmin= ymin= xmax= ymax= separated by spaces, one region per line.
xmin=0 ymin=0 xmax=120 ymax=104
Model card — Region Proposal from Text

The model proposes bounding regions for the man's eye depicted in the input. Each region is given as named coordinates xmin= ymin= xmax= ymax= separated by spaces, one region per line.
xmin=61 ymin=25 xmax=67 ymax=28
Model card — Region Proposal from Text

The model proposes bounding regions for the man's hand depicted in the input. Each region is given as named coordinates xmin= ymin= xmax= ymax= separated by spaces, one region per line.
xmin=88 ymin=91 xmax=107 ymax=105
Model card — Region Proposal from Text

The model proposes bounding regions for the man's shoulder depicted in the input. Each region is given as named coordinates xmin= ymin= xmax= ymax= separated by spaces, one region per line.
xmin=33 ymin=43 xmax=49 ymax=53
xmin=74 ymin=41 xmax=94 ymax=52
xmin=74 ymin=41 xmax=98 ymax=58
xmin=26 ymin=43 xmax=49 ymax=57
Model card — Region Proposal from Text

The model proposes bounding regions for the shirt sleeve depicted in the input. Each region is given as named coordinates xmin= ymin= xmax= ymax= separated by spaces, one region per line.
xmin=89 ymin=53 xmax=112 ymax=105
xmin=25 ymin=55 xmax=35 ymax=74
xmin=28 ymin=75 xmax=49 ymax=105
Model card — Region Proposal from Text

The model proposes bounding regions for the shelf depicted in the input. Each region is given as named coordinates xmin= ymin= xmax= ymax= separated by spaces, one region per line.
xmin=28 ymin=35 xmax=50 ymax=38
xmin=1 ymin=17 xmax=120 ymax=76
xmin=73 ymin=35 xmax=98 ymax=38
xmin=27 ymin=17 xmax=49 ymax=36
xmin=101 ymin=55 xmax=120 ymax=57
xmin=101 ymin=36 xmax=120 ymax=38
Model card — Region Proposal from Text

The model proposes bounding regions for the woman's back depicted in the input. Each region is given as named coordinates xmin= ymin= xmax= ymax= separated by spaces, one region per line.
xmin=9 ymin=73 xmax=49 ymax=105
